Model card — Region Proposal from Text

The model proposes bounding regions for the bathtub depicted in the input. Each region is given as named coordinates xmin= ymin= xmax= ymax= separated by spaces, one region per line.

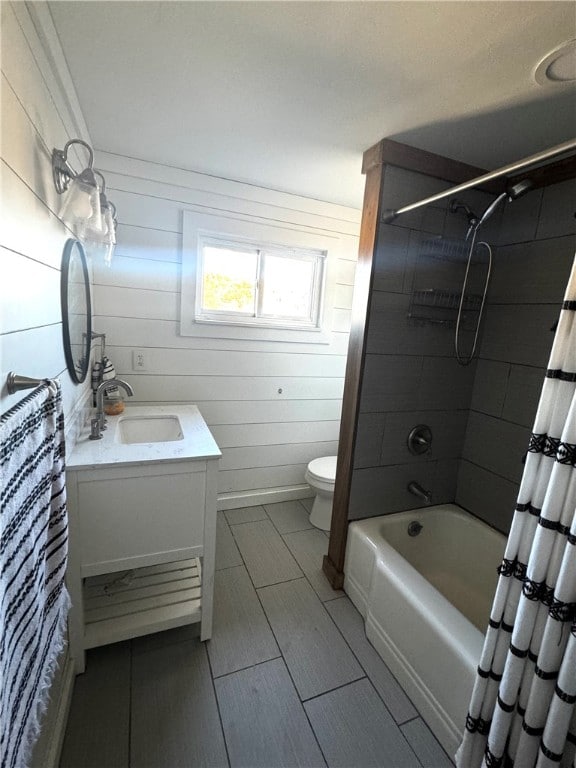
xmin=344 ymin=503 xmax=506 ymax=759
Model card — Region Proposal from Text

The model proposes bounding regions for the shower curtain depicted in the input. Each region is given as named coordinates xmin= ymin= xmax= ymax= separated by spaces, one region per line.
xmin=456 ymin=254 xmax=576 ymax=768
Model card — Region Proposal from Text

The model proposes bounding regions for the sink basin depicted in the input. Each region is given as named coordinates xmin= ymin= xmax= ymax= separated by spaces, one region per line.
xmin=117 ymin=415 xmax=184 ymax=444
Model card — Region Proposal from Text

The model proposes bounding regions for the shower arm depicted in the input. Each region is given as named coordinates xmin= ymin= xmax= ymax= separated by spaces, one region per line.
xmin=382 ymin=138 xmax=576 ymax=224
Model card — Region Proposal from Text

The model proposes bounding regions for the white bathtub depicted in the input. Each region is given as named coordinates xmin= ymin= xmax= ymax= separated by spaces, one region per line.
xmin=344 ymin=503 xmax=506 ymax=759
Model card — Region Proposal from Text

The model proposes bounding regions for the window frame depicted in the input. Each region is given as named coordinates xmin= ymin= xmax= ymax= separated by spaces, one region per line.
xmin=181 ymin=210 xmax=341 ymax=345
xmin=195 ymin=234 xmax=326 ymax=331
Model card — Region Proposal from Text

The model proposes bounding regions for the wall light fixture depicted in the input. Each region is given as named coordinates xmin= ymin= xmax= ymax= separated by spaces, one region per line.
xmin=52 ymin=138 xmax=117 ymax=265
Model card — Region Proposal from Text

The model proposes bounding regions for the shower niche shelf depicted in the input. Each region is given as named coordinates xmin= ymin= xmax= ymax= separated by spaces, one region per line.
xmin=408 ymin=288 xmax=481 ymax=329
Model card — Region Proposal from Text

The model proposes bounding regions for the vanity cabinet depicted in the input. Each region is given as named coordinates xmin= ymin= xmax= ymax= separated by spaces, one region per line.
xmin=66 ymin=405 xmax=221 ymax=673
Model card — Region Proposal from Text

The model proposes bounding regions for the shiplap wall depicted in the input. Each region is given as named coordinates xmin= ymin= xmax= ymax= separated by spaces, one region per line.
xmin=456 ymin=178 xmax=576 ymax=533
xmin=92 ymin=152 xmax=360 ymax=507
xmin=1 ymin=3 xmax=94 ymax=765
xmin=0 ymin=1 xmax=92 ymax=422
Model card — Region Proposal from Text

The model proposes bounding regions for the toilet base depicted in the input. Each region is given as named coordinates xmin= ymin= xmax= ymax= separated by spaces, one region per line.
xmin=309 ymin=493 xmax=333 ymax=531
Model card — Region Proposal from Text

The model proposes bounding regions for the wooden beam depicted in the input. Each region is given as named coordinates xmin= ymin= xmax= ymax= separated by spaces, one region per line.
xmin=323 ymin=160 xmax=383 ymax=590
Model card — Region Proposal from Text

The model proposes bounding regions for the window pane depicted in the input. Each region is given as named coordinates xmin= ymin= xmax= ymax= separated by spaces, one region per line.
xmin=261 ymin=254 xmax=316 ymax=320
xmin=201 ymin=245 xmax=257 ymax=314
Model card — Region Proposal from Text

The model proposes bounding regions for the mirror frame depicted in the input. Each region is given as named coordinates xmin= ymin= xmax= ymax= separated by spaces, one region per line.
xmin=61 ymin=238 xmax=92 ymax=384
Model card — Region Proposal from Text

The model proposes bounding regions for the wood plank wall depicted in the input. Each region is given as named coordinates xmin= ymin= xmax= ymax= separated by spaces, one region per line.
xmin=1 ymin=3 xmax=95 ymax=765
xmin=1 ymin=2 xmax=92 ymax=423
xmin=91 ymin=151 xmax=361 ymax=508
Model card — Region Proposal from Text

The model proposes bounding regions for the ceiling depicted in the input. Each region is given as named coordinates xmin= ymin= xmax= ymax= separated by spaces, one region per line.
xmin=48 ymin=1 xmax=576 ymax=209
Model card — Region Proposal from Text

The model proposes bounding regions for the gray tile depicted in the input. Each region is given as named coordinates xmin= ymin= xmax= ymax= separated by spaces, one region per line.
xmin=354 ymin=413 xmax=386 ymax=468
xmin=349 ymin=462 xmax=436 ymax=519
xmin=360 ymin=354 xmax=423 ymax=413
xmin=282 ymin=528 xmax=343 ymax=602
xmin=418 ymin=356 xmax=476 ymax=411
xmin=502 ymin=364 xmax=544 ymax=428
xmin=300 ymin=497 xmax=314 ymax=512
xmin=498 ymin=186 xmax=543 ymax=245
xmin=216 ymin=511 xmax=243 ymax=570
xmin=325 ymin=597 xmax=417 ymax=724
xmin=231 ymin=519 xmax=302 ymax=587
xmin=258 ymin=578 xmax=363 ymax=700
xmin=215 ymin=658 xmax=325 ymax=768
xmin=131 ymin=623 xmax=200 ymax=654
xmin=536 ymin=179 xmax=576 ymax=240
xmin=373 ymin=223 xmax=411 ymax=292
xmin=490 ymin=235 xmax=575 ymax=305
xmin=60 ymin=642 xmax=131 ymax=768
xmin=480 ymin=303 xmax=559 ymax=368
xmin=456 ymin=459 xmax=518 ymax=534
xmin=471 ymin=359 xmax=509 ymax=418
xmin=224 ymin=504 xmax=268 ymax=525
xmin=304 ymin=678 xmax=418 ymax=768
xmin=462 ymin=411 xmax=529 ymax=484
xmin=264 ymin=499 xmax=313 ymax=534
xmin=208 ymin=565 xmax=279 ymax=677
xmin=380 ymin=410 xmax=468 ymax=466
xmin=131 ymin=638 xmax=228 ymax=768
xmin=401 ymin=718 xmax=454 ymax=767
xmin=366 ymin=292 xmax=456 ymax=358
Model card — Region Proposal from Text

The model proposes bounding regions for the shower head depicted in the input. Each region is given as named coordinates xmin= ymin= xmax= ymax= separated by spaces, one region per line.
xmin=506 ymin=179 xmax=533 ymax=200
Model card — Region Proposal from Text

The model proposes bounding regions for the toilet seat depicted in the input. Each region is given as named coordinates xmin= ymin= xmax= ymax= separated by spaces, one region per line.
xmin=306 ymin=455 xmax=337 ymax=484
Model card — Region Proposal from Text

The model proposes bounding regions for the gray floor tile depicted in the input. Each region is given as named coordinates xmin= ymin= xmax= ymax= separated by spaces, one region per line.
xmin=282 ymin=528 xmax=343 ymax=601
xmin=208 ymin=565 xmax=280 ymax=677
xmin=131 ymin=638 xmax=228 ymax=767
xmin=259 ymin=578 xmax=363 ymax=700
xmin=131 ymin=623 xmax=200 ymax=654
xmin=304 ymin=679 xmax=419 ymax=768
xmin=231 ymin=519 xmax=302 ymax=587
xmin=224 ymin=504 xmax=268 ymax=525
xmin=60 ymin=642 xmax=131 ymax=768
xmin=300 ymin=497 xmax=314 ymax=512
xmin=326 ymin=597 xmax=417 ymax=724
xmin=215 ymin=658 xmax=325 ymax=768
xmin=401 ymin=718 xmax=454 ymax=767
xmin=216 ymin=511 xmax=243 ymax=570
xmin=265 ymin=500 xmax=313 ymax=534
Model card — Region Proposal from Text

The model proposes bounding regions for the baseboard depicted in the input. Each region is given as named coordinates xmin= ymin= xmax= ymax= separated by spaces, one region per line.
xmin=365 ymin=611 xmax=459 ymax=761
xmin=217 ymin=484 xmax=313 ymax=511
xmin=32 ymin=650 xmax=75 ymax=768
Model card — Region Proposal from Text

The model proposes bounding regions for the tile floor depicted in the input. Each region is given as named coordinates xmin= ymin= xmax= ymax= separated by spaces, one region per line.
xmin=60 ymin=500 xmax=454 ymax=768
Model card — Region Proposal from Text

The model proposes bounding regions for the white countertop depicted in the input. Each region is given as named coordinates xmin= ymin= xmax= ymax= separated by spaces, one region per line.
xmin=67 ymin=405 xmax=221 ymax=470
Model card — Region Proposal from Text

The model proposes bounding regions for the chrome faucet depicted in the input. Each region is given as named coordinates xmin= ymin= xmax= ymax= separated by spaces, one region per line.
xmin=407 ymin=481 xmax=432 ymax=505
xmin=89 ymin=378 xmax=135 ymax=440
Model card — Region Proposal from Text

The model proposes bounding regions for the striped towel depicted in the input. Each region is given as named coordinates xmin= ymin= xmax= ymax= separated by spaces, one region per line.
xmin=0 ymin=381 xmax=70 ymax=768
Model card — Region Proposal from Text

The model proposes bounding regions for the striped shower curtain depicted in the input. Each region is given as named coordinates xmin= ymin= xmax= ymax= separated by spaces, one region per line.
xmin=456 ymin=254 xmax=576 ymax=767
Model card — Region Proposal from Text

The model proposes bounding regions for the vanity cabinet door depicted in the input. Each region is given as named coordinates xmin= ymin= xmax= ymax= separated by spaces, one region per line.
xmin=74 ymin=461 xmax=207 ymax=577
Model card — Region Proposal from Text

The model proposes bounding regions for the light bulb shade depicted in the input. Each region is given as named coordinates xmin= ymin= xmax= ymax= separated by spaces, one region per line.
xmin=84 ymin=240 xmax=115 ymax=268
xmin=103 ymin=207 xmax=117 ymax=245
xmin=60 ymin=177 xmax=104 ymax=239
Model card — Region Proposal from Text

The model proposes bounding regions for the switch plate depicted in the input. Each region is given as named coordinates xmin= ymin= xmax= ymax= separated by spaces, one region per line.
xmin=132 ymin=349 xmax=148 ymax=371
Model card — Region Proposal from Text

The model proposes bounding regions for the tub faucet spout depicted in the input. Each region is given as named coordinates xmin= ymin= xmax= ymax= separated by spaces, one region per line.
xmin=407 ymin=481 xmax=432 ymax=505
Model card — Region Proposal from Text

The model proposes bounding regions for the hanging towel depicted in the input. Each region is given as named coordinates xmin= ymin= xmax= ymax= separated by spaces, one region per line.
xmin=0 ymin=381 xmax=70 ymax=768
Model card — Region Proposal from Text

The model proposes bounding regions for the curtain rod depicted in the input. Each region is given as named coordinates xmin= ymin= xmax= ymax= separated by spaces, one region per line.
xmin=382 ymin=138 xmax=576 ymax=223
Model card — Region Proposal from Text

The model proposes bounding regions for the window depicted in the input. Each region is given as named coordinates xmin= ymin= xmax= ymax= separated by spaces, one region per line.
xmin=181 ymin=210 xmax=340 ymax=343
xmin=196 ymin=236 xmax=325 ymax=329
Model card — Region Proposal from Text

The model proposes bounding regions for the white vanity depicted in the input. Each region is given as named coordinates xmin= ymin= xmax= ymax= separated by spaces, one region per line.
xmin=66 ymin=405 xmax=221 ymax=673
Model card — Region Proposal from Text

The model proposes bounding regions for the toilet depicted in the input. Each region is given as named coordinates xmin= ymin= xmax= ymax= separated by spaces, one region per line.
xmin=305 ymin=455 xmax=337 ymax=531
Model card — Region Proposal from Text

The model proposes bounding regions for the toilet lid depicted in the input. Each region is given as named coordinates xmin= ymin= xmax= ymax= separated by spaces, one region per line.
xmin=307 ymin=455 xmax=337 ymax=482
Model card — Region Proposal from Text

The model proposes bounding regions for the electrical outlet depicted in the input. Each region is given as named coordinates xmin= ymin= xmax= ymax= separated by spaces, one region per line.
xmin=132 ymin=349 xmax=148 ymax=371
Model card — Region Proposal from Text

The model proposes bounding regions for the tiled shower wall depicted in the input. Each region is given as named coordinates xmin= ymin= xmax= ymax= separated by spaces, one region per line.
xmin=349 ymin=165 xmax=575 ymax=533
xmin=348 ymin=165 xmax=496 ymax=519
xmin=456 ymin=178 xmax=576 ymax=533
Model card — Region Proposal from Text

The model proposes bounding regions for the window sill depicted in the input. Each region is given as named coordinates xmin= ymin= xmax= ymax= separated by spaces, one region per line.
xmin=180 ymin=318 xmax=331 ymax=345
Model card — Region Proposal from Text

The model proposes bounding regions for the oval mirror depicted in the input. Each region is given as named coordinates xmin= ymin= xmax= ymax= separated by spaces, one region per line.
xmin=61 ymin=239 xmax=92 ymax=384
